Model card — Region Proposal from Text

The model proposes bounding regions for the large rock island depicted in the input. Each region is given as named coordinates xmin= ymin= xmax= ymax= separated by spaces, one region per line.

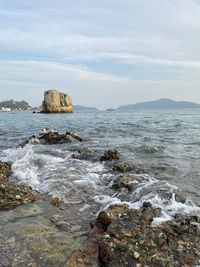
xmin=41 ymin=89 xmax=73 ymax=113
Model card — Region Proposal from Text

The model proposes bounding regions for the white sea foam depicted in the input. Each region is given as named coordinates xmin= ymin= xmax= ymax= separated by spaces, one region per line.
xmin=1 ymin=140 xmax=200 ymax=226
xmin=94 ymin=174 xmax=200 ymax=225
xmin=150 ymin=193 xmax=200 ymax=225
xmin=2 ymin=145 xmax=66 ymax=191
xmin=79 ymin=204 xmax=91 ymax=212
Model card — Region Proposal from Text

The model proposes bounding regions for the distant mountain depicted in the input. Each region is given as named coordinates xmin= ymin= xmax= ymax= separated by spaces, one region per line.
xmin=0 ymin=100 xmax=32 ymax=110
xmin=117 ymin=98 xmax=200 ymax=110
xmin=73 ymin=105 xmax=99 ymax=112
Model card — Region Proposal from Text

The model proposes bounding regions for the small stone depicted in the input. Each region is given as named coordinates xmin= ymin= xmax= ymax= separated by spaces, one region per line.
xmin=103 ymin=234 xmax=110 ymax=239
xmin=51 ymin=197 xmax=61 ymax=206
xmin=97 ymin=211 xmax=113 ymax=226
xmin=15 ymin=195 xmax=21 ymax=200
xmin=134 ymin=251 xmax=140 ymax=259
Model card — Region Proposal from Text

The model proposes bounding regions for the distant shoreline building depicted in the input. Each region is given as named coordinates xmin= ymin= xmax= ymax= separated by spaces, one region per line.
xmin=0 ymin=107 xmax=11 ymax=112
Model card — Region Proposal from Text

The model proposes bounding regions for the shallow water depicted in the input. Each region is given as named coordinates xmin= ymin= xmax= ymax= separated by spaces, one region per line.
xmin=1 ymin=110 xmax=200 ymax=224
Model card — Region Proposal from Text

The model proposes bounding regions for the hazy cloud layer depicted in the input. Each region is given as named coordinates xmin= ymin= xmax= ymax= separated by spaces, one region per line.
xmin=0 ymin=0 xmax=200 ymax=108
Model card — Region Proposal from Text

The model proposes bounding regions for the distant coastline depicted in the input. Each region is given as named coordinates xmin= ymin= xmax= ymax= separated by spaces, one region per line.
xmin=117 ymin=98 xmax=200 ymax=110
xmin=1 ymin=98 xmax=200 ymax=112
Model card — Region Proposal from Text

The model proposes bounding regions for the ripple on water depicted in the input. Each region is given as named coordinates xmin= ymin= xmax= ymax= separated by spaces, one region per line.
xmin=0 ymin=112 xmax=200 ymax=224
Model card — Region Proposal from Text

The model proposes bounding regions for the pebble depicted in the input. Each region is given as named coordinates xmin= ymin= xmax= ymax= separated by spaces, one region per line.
xmin=134 ymin=251 xmax=140 ymax=259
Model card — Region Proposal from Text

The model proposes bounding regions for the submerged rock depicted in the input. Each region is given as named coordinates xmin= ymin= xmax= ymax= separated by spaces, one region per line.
xmin=100 ymin=150 xmax=121 ymax=161
xmin=113 ymin=162 xmax=135 ymax=173
xmin=0 ymin=200 xmax=87 ymax=267
xmin=19 ymin=129 xmax=85 ymax=147
xmin=41 ymin=89 xmax=73 ymax=113
xmin=112 ymin=174 xmax=135 ymax=189
xmin=65 ymin=202 xmax=200 ymax=267
xmin=71 ymin=147 xmax=97 ymax=161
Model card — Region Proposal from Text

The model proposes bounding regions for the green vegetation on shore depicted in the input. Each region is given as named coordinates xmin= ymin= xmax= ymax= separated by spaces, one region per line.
xmin=0 ymin=99 xmax=32 ymax=110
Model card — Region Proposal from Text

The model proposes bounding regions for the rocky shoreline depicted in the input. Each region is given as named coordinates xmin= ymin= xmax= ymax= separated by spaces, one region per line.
xmin=0 ymin=161 xmax=41 ymax=211
xmin=66 ymin=203 xmax=200 ymax=267
xmin=0 ymin=130 xmax=200 ymax=267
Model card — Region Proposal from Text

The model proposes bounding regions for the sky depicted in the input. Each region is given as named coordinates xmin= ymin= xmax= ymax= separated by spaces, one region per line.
xmin=0 ymin=0 xmax=200 ymax=109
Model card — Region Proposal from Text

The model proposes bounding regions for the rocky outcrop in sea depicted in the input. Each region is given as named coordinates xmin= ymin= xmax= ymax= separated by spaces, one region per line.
xmin=19 ymin=129 xmax=85 ymax=147
xmin=41 ymin=89 xmax=73 ymax=113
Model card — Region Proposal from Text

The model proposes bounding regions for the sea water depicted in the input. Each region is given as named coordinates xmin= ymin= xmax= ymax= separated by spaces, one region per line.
xmin=0 ymin=109 xmax=200 ymax=224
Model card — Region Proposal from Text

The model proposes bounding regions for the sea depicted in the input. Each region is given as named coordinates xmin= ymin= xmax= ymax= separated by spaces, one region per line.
xmin=0 ymin=109 xmax=200 ymax=226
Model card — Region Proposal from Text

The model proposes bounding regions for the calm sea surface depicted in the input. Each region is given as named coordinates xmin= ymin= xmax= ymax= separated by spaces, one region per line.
xmin=0 ymin=110 xmax=200 ymax=223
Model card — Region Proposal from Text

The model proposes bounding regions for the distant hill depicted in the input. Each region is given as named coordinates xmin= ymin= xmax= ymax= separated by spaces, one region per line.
xmin=74 ymin=105 xmax=98 ymax=112
xmin=0 ymin=100 xmax=31 ymax=110
xmin=117 ymin=98 xmax=200 ymax=110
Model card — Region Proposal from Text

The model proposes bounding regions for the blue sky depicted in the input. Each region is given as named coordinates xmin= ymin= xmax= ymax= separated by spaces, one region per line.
xmin=0 ymin=0 xmax=200 ymax=108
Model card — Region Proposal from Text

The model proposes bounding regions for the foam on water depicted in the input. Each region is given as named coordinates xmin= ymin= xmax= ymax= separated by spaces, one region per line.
xmin=0 ymin=125 xmax=200 ymax=226
xmin=1 ymin=145 xmax=66 ymax=191
xmin=94 ymin=173 xmax=200 ymax=225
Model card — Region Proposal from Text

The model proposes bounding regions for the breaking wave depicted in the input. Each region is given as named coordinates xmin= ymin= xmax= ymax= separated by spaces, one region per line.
xmin=1 ymin=131 xmax=199 ymax=226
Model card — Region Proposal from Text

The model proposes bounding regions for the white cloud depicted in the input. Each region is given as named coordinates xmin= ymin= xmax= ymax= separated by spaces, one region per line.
xmin=0 ymin=60 xmax=200 ymax=109
xmin=1 ymin=0 xmax=200 ymax=106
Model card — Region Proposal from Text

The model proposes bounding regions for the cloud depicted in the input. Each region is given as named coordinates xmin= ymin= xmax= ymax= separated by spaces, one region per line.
xmin=1 ymin=0 xmax=200 ymax=106
xmin=0 ymin=60 xmax=200 ymax=109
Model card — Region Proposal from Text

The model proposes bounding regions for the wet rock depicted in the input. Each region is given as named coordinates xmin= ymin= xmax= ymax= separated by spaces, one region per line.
xmin=66 ymin=202 xmax=200 ymax=267
xmin=113 ymin=162 xmax=135 ymax=173
xmin=99 ymin=204 xmax=200 ymax=266
xmin=19 ymin=129 xmax=85 ymax=147
xmin=96 ymin=205 xmax=128 ymax=232
xmin=72 ymin=147 xmax=97 ymax=161
xmin=0 ymin=161 xmax=40 ymax=211
xmin=100 ymin=150 xmax=120 ymax=161
xmin=0 ymin=200 xmax=87 ymax=267
xmin=97 ymin=211 xmax=113 ymax=229
xmin=135 ymin=166 xmax=150 ymax=174
xmin=98 ymin=238 xmax=115 ymax=265
xmin=0 ymin=161 xmax=12 ymax=180
xmin=0 ymin=181 xmax=40 ymax=211
xmin=51 ymin=197 xmax=62 ymax=207
xmin=51 ymin=214 xmax=70 ymax=229
xmin=112 ymin=174 xmax=135 ymax=189
xmin=65 ymin=237 xmax=99 ymax=267
xmin=64 ymin=205 xmax=128 ymax=266
xmin=39 ymin=131 xmax=84 ymax=144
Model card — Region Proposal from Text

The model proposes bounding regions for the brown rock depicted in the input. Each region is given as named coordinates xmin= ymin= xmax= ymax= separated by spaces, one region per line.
xmin=112 ymin=174 xmax=135 ymax=189
xmin=65 ymin=202 xmax=200 ymax=267
xmin=97 ymin=211 xmax=113 ymax=227
xmin=98 ymin=239 xmax=113 ymax=265
xmin=41 ymin=89 xmax=73 ymax=113
xmin=97 ymin=205 xmax=128 ymax=230
xmin=51 ymin=197 xmax=61 ymax=207
xmin=100 ymin=150 xmax=120 ymax=161
xmin=113 ymin=162 xmax=135 ymax=173
xmin=19 ymin=130 xmax=85 ymax=147
xmin=0 ymin=161 xmax=12 ymax=181
xmin=0 ymin=161 xmax=40 ymax=210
